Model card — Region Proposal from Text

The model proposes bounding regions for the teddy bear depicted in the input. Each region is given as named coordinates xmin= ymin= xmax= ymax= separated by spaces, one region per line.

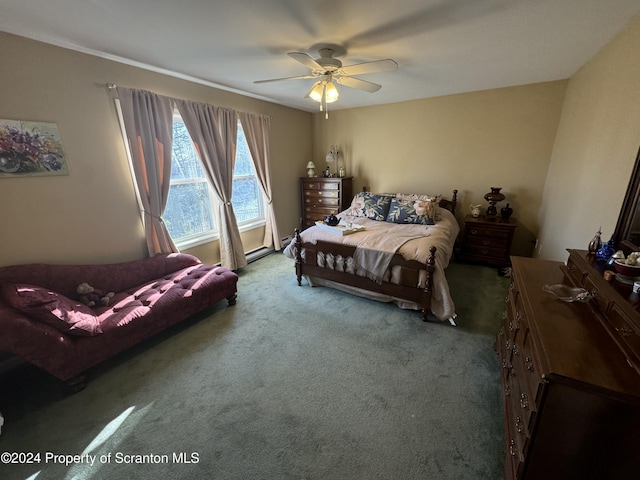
xmin=76 ymin=282 xmax=115 ymax=308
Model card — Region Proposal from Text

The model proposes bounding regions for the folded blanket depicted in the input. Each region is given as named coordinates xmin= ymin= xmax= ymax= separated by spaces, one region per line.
xmin=353 ymin=231 xmax=430 ymax=283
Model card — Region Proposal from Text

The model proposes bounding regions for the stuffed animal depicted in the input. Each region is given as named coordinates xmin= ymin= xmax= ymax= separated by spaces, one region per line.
xmin=76 ymin=282 xmax=115 ymax=308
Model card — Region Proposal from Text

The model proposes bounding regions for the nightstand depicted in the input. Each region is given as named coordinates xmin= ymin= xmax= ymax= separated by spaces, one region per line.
xmin=458 ymin=214 xmax=517 ymax=267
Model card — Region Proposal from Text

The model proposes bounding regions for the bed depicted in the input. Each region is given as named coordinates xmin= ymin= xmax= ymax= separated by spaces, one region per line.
xmin=282 ymin=189 xmax=459 ymax=324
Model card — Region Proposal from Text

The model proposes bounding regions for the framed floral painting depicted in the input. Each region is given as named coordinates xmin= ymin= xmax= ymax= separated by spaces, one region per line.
xmin=0 ymin=119 xmax=69 ymax=178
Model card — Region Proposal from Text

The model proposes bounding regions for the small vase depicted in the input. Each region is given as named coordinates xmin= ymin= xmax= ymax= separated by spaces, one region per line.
xmin=500 ymin=203 xmax=513 ymax=219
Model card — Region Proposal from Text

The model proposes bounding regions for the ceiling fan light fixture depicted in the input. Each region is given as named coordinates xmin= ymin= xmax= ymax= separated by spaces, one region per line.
xmin=324 ymin=81 xmax=339 ymax=103
xmin=308 ymin=82 xmax=324 ymax=102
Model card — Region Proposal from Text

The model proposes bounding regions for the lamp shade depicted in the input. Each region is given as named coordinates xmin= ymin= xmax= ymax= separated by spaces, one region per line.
xmin=306 ymin=161 xmax=316 ymax=177
xmin=307 ymin=80 xmax=339 ymax=104
xmin=308 ymin=83 xmax=324 ymax=102
xmin=324 ymin=81 xmax=339 ymax=103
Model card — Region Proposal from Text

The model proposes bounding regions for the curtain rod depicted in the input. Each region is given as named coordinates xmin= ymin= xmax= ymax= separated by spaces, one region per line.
xmin=103 ymin=82 xmax=273 ymax=120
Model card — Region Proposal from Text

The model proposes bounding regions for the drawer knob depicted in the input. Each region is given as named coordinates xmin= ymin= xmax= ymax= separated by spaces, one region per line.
xmin=520 ymin=393 xmax=529 ymax=410
xmin=515 ymin=416 xmax=523 ymax=433
xmin=509 ymin=440 xmax=517 ymax=456
xmin=615 ymin=325 xmax=633 ymax=337
xmin=525 ymin=356 xmax=534 ymax=372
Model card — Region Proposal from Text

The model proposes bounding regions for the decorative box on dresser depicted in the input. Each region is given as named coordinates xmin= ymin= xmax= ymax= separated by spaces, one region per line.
xmin=300 ymin=177 xmax=352 ymax=229
xmin=497 ymin=254 xmax=640 ymax=480
xmin=459 ymin=215 xmax=516 ymax=267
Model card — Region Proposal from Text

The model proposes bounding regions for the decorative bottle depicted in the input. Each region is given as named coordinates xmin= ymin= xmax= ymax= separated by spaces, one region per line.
xmin=588 ymin=228 xmax=602 ymax=255
xmin=596 ymin=236 xmax=615 ymax=262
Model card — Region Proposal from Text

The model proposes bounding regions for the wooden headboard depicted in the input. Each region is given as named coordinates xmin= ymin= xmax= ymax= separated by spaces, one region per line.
xmin=439 ymin=189 xmax=458 ymax=215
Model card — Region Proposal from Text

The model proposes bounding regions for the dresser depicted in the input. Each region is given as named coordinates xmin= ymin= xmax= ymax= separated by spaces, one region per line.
xmin=300 ymin=177 xmax=352 ymax=229
xmin=497 ymin=255 xmax=640 ymax=480
xmin=459 ymin=214 xmax=516 ymax=266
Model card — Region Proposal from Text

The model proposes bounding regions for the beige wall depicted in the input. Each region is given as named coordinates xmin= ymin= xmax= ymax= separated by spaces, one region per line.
xmin=3 ymin=13 xmax=640 ymax=269
xmin=537 ymin=15 xmax=640 ymax=261
xmin=0 ymin=33 xmax=311 ymax=267
xmin=312 ymin=82 xmax=568 ymax=256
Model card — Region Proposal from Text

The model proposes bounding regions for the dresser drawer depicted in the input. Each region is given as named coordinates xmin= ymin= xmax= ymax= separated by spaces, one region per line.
xmin=466 ymin=235 xmax=508 ymax=249
xmin=304 ymin=205 xmax=339 ymax=217
xmin=564 ymin=255 xmax=586 ymax=286
xmin=581 ymin=273 xmax=612 ymax=314
xmin=304 ymin=189 xmax=339 ymax=200
xmin=503 ymin=389 xmax=526 ymax=479
xmin=304 ymin=196 xmax=340 ymax=207
xmin=466 ymin=225 xmax=513 ymax=239
xmin=463 ymin=244 xmax=507 ymax=259
xmin=604 ymin=303 xmax=640 ymax=372
xmin=303 ymin=181 xmax=339 ymax=191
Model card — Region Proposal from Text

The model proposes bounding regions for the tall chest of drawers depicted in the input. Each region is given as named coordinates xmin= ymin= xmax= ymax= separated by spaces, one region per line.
xmin=300 ymin=177 xmax=352 ymax=229
xmin=497 ymin=256 xmax=640 ymax=480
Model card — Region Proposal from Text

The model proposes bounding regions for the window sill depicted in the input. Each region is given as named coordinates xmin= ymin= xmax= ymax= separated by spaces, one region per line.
xmin=175 ymin=219 xmax=265 ymax=250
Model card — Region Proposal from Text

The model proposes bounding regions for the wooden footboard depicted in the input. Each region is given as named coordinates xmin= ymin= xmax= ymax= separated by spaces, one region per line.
xmin=294 ymin=230 xmax=437 ymax=321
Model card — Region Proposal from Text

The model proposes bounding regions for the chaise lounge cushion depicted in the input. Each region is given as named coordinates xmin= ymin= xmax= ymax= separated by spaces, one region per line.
xmin=0 ymin=253 xmax=238 ymax=382
xmin=2 ymin=283 xmax=102 ymax=336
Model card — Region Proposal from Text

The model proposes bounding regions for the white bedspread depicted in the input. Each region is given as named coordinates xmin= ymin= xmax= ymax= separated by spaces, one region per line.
xmin=283 ymin=208 xmax=460 ymax=321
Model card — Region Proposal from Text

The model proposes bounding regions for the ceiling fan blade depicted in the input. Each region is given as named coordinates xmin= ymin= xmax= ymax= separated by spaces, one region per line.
xmin=288 ymin=52 xmax=324 ymax=71
xmin=338 ymin=59 xmax=398 ymax=76
xmin=254 ymin=74 xmax=316 ymax=84
xmin=334 ymin=76 xmax=382 ymax=93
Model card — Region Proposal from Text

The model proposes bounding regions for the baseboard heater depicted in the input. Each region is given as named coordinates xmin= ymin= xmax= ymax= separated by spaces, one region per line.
xmin=246 ymin=246 xmax=275 ymax=263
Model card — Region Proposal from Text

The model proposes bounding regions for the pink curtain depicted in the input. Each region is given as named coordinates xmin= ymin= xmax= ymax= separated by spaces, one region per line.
xmin=238 ymin=112 xmax=281 ymax=250
xmin=176 ymin=100 xmax=247 ymax=270
xmin=116 ymin=87 xmax=177 ymax=256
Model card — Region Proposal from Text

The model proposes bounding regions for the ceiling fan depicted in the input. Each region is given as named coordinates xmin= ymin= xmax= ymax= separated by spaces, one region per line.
xmin=254 ymin=46 xmax=398 ymax=117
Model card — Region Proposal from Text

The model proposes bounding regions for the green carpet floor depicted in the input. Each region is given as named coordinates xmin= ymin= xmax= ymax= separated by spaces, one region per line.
xmin=0 ymin=252 xmax=509 ymax=480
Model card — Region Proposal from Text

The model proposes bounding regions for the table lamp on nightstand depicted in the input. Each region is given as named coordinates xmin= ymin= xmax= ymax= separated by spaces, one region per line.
xmin=484 ymin=187 xmax=505 ymax=218
xmin=306 ymin=161 xmax=316 ymax=177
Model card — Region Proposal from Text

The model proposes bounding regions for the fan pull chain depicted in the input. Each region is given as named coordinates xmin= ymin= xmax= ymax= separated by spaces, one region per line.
xmin=322 ymin=84 xmax=329 ymax=119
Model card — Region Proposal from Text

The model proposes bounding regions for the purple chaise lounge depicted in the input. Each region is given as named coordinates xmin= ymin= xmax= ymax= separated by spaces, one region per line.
xmin=0 ymin=253 xmax=238 ymax=389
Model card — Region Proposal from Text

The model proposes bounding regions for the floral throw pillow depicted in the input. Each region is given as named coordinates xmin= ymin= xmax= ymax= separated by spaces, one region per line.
xmin=385 ymin=198 xmax=437 ymax=225
xmin=395 ymin=193 xmax=441 ymax=220
xmin=342 ymin=192 xmax=392 ymax=221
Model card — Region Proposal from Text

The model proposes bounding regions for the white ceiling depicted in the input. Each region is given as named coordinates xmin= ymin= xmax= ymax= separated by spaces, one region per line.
xmin=1 ymin=0 xmax=639 ymax=112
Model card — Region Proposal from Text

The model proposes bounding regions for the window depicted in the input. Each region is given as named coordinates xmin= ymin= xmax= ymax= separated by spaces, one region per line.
xmin=233 ymin=123 xmax=263 ymax=224
xmin=163 ymin=115 xmax=264 ymax=248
